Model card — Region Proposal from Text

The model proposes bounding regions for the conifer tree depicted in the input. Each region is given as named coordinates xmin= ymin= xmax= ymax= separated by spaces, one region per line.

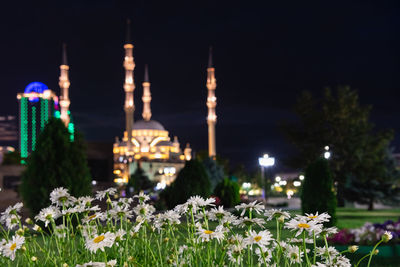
xmin=20 ymin=118 xmax=91 ymax=215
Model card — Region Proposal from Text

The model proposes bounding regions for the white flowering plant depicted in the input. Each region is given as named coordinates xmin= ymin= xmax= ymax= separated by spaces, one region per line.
xmin=0 ymin=187 xmax=390 ymax=266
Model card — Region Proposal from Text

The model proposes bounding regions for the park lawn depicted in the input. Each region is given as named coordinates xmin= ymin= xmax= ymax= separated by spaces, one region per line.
xmin=335 ymin=208 xmax=400 ymax=229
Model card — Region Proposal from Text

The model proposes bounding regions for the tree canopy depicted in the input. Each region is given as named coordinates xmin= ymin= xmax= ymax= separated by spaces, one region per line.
xmin=282 ymin=86 xmax=399 ymax=207
xmin=20 ymin=118 xmax=92 ymax=215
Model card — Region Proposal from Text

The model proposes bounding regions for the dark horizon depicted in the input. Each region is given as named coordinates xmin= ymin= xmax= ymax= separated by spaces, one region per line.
xmin=1 ymin=1 xmax=399 ymax=172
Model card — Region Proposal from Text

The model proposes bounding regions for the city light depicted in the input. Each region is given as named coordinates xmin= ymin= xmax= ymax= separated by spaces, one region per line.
xmin=299 ymin=175 xmax=305 ymax=180
xmin=293 ymin=181 xmax=301 ymax=187
xmin=258 ymin=154 xmax=275 ymax=167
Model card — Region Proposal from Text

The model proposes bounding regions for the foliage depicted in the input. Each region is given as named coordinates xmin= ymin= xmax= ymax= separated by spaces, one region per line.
xmin=213 ymin=178 xmax=240 ymax=208
xmin=20 ymin=118 xmax=91 ymax=216
xmin=1 ymin=151 xmax=22 ymax=165
xmin=196 ymin=149 xmax=230 ymax=174
xmin=282 ymin=86 xmax=397 ymax=207
xmin=127 ymin=166 xmax=154 ymax=195
xmin=301 ymin=158 xmax=337 ymax=226
xmin=202 ymin=157 xmax=225 ymax=191
xmin=344 ymin=148 xmax=400 ymax=210
xmin=162 ymin=159 xmax=211 ymax=209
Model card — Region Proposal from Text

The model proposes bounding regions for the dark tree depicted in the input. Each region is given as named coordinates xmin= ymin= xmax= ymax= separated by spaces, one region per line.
xmin=282 ymin=86 xmax=397 ymax=207
xmin=301 ymin=158 xmax=337 ymax=226
xmin=128 ymin=166 xmax=154 ymax=194
xmin=162 ymin=159 xmax=211 ymax=209
xmin=202 ymin=157 xmax=225 ymax=192
xmin=20 ymin=118 xmax=92 ymax=215
xmin=214 ymin=178 xmax=240 ymax=208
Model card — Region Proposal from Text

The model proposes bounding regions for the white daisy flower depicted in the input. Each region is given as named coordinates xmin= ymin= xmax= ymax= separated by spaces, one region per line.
xmin=154 ymin=210 xmax=181 ymax=231
xmin=77 ymin=196 xmax=95 ymax=207
xmin=5 ymin=214 xmax=20 ymax=230
xmin=186 ymin=196 xmax=216 ymax=213
xmin=0 ymin=202 xmax=23 ymax=223
xmin=85 ymin=231 xmax=116 ymax=253
xmin=133 ymin=192 xmax=150 ymax=203
xmin=255 ymin=245 xmax=273 ymax=263
xmin=76 ymin=259 xmax=117 ymax=267
xmin=382 ymin=231 xmax=393 ymax=243
xmin=50 ymin=187 xmax=74 ymax=207
xmin=227 ymin=243 xmax=245 ymax=264
xmin=95 ymin=188 xmax=117 ymax=200
xmin=82 ymin=212 xmax=103 ymax=224
xmin=109 ymin=205 xmax=133 ymax=220
xmin=208 ymin=206 xmax=231 ymax=221
xmin=1 ymin=235 xmax=25 ymax=261
xmin=332 ymin=255 xmax=351 ymax=267
xmin=133 ymin=203 xmax=155 ymax=219
xmin=303 ymin=212 xmax=330 ymax=223
xmin=315 ymin=246 xmax=339 ymax=259
xmin=285 ymin=218 xmax=321 ymax=237
xmin=35 ymin=206 xmax=61 ymax=227
xmin=235 ymin=200 xmax=264 ymax=216
xmin=115 ymin=229 xmax=126 ymax=243
xmin=285 ymin=244 xmax=303 ymax=265
xmin=196 ymin=223 xmax=226 ymax=243
xmin=244 ymin=230 xmax=273 ymax=247
xmin=264 ymin=209 xmax=290 ymax=221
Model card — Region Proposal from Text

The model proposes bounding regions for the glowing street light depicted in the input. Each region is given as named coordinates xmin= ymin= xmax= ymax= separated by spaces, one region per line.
xmin=259 ymin=154 xmax=275 ymax=167
xmin=258 ymin=153 xmax=275 ymax=200
xmin=324 ymin=146 xmax=331 ymax=159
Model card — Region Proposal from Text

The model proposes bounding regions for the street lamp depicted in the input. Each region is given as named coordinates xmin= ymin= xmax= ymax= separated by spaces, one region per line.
xmin=324 ymin=146 xmax=331 ymax=159
xmin=258 ymin=154 xmax=275 ymax=200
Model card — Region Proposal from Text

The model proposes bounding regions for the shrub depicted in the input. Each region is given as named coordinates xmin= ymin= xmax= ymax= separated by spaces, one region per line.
xmin=301 ymin=157 xmax=337 ymax=226
xmin=20 ymin=118 xmax=91 ymax=216
xmin=162 ymin=159 xmax=211 ymax=209
xmin=213 ymin=178 xmax=240 ymax=208
xmin=127 ymin=166 xmax=154 ymax=195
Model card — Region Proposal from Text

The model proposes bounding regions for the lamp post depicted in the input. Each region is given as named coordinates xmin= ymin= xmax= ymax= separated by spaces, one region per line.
xmin=258 ymin=154 xmax=275 ymax=200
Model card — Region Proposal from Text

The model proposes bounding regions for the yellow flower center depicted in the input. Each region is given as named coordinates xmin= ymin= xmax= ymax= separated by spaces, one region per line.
xmin=93 ymin=235 xmax=105 ymax=243
xmin=10 ymin=243 xmax=17 ymax=251
xmin=297 ymin=223 xmax=310 ymax=228
xmin=308 ymin=215 xmax=317 ymax=219
xmin=204 ymin=230 xmax=213 ymax=235
xmin=254 ymin=236 xmax=262 ymax=242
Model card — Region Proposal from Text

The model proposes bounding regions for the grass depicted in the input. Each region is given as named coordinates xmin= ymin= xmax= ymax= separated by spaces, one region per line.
xmin=335 ymin=208 xmax=400 ymax=229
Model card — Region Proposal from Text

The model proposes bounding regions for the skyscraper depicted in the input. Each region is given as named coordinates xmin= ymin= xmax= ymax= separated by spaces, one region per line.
xmin=17 ymin=82 xmax=58 ymax=162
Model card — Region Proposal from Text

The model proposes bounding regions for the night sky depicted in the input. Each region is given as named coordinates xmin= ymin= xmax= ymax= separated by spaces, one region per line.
xmin=0 ymin=1 xmax=399 ymax=171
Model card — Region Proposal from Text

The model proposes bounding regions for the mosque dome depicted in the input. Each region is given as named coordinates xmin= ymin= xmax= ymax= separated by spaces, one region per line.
xmin=133 ymin=120 xmax=165 ymax=131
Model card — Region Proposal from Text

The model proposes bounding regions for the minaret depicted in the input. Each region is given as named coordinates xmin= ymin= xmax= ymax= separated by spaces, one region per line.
xmin=142 ymin=64 xmax=152 ymax=121
xmin=206 ymin=46 xmax=217 ymax=158
xmin=59 ymin=43 xmax=71 ymax=127
xmin=123 ymin=19 xmax=135 ymax=152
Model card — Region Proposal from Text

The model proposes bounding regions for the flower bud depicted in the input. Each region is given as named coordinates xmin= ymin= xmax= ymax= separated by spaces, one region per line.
xmin=373 ymin=249 xmax=379 ymax=255
xmin=31 ymin=256 xmax=37 ymax=262
xmin=382 ymin=231 xmax=392 ymax=243
xmin=348 ymin=245 xmax=358 ymax=253
xmin=33 ymin=224 xmax=42 ymax=232
xmin=21 ymin=245 xmax=26 ymax=252
xmin=278 ymin=215 xmax=285 ymax=223
xmin=123 ymin=263 xmax=128 ymax=267
xmin=16 ymin=228 xmax=25 ymax=236
xmin=25 ymin=218 xmax=34 ymax=225
xmin=63 ymin=263 xmax=69 ymax=267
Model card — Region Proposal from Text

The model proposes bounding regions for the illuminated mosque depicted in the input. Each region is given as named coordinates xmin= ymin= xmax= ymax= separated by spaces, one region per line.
xmin=113 ymin=21 xmax=217 ymax=186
